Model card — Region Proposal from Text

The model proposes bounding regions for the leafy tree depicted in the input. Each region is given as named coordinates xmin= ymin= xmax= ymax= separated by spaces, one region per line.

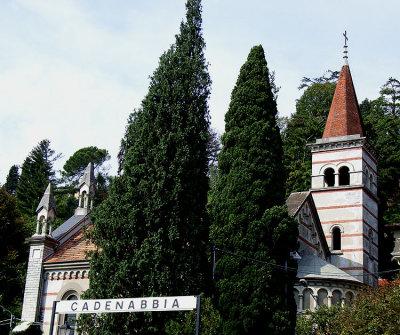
xmin=282 ymin=82 xmax=336 ymax=195
xmin=360 ymin=97 xmax=400 ymax=275
xmin=296 ymin=304 xmax=342 ymax=335
xmin=15 ymin=139 xmax=59 ymax=218
xmin=62 ymin=146 xmax=110 ymax=185
xmin=298 ymin=70 xmax=339 ymax=90
xmin=80 ymin=1 xmax=211 ymax=333
xmin=332 ymin=277 xmax=400 ymax=335
xmin=209 ymin=45 xmax=298 ymax=335
xmin=3 ymin=165 xmax=19 ymax=195
xmin=380 ymin=77 xmax=400 ymax=116
xmin=0 ymin=188 xmax=26 ymax=322
xmin=166 ymin=295 xmax=222 ymax=335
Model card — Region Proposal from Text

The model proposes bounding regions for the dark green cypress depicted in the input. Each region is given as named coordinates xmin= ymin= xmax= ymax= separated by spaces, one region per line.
xmin=209 ymin=45 xmax=298 ymax=335
xmin=4 ymin=165 xmax=19 ymax=195
xmin=81 ymin=1 xmax=211 ymax=333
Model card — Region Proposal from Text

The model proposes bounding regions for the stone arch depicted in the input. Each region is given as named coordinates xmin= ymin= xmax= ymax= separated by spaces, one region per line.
xmin=332 ymin=289 xmax=343 ymax=306
xmin=345 ymin=291 xmax=354 ymax=306
xmin=317 ymin=288 xmax=328 ymax=307
xmin=303 ymin=288 xmax=315 ymax=310
xmin=338 ymin=166 xmax=350 ymax=185
xmin=324 ymin=167 xmax=335 ymax=187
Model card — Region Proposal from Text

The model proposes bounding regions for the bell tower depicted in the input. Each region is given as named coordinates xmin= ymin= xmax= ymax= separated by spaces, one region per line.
xmin=309 ymin=37 xmax=379 ymax=286
xmin=75 ymin=162 xmax=96 ymax=216
xmin=21 ymin=183 xmax=58 ymax=322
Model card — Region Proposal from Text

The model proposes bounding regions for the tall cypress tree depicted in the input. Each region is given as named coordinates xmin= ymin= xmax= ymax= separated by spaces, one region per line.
xmin=209 ymin=45 xmax=298 ymax=335
xmin=4 ymin=165 xmax=19 ymax=195
xmin=81 ymin=1 xmax=211 ymax=333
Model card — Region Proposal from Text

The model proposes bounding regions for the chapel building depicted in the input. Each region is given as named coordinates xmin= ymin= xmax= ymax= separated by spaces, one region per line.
xmin=19 ymin=44 xmax=380 ymax=332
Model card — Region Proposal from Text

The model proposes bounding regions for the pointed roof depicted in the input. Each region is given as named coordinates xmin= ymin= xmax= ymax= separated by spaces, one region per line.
xmin=36 ymin=183 xmax=56 ymax=213
xmin=322 ymin=64 xmax=364 ymax=138
xmin=79 ymin=162 xmax=96 ymax=188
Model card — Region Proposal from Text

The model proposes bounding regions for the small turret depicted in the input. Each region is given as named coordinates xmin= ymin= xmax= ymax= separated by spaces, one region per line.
xmin=35 ymin=183 xmax=56 ymax=236
xmin=75 ymin=163 xmax=96 ymax=215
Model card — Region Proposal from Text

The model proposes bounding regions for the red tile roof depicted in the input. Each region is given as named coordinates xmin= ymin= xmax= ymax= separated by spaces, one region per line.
xmin=322 ymin=65 xmax=364 ymax=138
xmin=45 ymin=230 xmax=96 ymax=263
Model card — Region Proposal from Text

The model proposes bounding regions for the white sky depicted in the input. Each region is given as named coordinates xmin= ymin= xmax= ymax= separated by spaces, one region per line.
xmin=1 ymin=0 xmax=400 ymax=183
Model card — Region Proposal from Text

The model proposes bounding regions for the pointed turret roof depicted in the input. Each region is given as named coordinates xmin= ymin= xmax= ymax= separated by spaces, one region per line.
xmin=322 ymin=63 xmax=364 ymax=138
xmin=36 ymin=183 xmax=56 ymax=213
xmin=79 ymin=162 xmax=96 ymax=188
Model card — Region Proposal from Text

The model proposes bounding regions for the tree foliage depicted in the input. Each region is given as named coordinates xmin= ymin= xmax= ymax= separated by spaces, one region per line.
xmin=296 ymin=304 xmax=342 ymax=335
xmin=80 ymin=1 xmax=211 ymax=333
xmin=3 ymin=165 xmax=19 ymax=195
xmin=209 ymin=45 xmax=298 ymax=335
xmin=380 ymin=77 xmax=400 ymax=116
xmin=333 ymin=278 xmax=400 ymax=335
xmin=165 ymin=295 xmax=222 ymax=335
xmin=15 ymin=139 xmax=59 ymax=218
xmin=282 ymin=82 xmax=336 ymax=195
xmin=62 ymin=146 xmax=110 ymax=185
xmin=298 ymin=70 xmax=339 ymax=90
xmin=0 ymin=188 xmax=26 ymax=321
xmin=297 ymin=277 xmax=400 ymax=335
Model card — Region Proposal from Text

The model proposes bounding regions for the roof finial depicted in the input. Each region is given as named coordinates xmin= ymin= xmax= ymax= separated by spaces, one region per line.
xmin=343 ymin=30 xmax=349 ymax=66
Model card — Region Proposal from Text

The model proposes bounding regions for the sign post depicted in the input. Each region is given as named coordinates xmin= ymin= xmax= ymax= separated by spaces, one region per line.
xmin=49 ymin=295 xmax=200 ymax=334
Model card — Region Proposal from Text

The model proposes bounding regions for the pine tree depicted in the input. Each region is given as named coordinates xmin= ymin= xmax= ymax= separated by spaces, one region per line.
xmin=81 ymin=1 xmax=211 ymax=333
xmin=15 ymin=139 xmax=58 ymax=218
xmin=209 ymin=45 xmax=298 ymax=335
xmin=4 ymin=165 xmax=19 ymax=195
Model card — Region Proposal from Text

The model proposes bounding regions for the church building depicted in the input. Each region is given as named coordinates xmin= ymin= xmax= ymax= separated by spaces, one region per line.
xmin=288 ymin=43 xmax=378 ymax=311
xmin=19 ymin=44 xmax=379 ymax=333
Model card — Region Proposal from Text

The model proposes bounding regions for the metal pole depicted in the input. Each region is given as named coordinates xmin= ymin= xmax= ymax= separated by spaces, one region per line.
xmin=195 ymin=295 xmax=201 ymax=335
xmin=211 ymin=245 xmax=216 ymax=280
xmin=49 ymin=300 xmax=58 ymax=335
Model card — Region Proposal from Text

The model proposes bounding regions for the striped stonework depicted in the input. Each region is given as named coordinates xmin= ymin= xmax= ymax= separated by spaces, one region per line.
xmin=310 ymin=135 xmax=378 ymax=286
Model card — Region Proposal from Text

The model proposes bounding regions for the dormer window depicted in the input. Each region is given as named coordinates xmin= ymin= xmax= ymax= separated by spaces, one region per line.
xmin=339 ymin=166 xmax=350 ymax=186
xmin=324 ymin=168 xmax=335 ymax=187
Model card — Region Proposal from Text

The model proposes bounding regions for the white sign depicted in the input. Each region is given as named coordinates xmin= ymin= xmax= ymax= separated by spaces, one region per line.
xmin=56 ymin=296 xmax=197 ymax=314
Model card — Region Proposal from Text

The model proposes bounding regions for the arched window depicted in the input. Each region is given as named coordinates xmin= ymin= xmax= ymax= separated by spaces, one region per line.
xmin=81 ymin=191 xmax=87 ymax=208
xmin=317 ymin=289 xmax=328 ymax=307
xmin=303 ymin=289 xmax=314 ymax=310
xmin=339 ymin=166 xmax=350 ymax=185
xmin=324 ymin=168 xmax=335 ymax=187
xmin=345 ymin=291 xmax=354 ymax=306
xmin=59 ymin=292 xmax=78 ymax=335
xmin=332 ymin=290 xmax=342 ymax=306
xmin=332 ymin=227 xmax=341 ymax=251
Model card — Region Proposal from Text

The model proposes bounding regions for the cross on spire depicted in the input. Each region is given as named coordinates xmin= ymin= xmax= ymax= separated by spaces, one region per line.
xmin=343 ymin=30 xmax=348 ymax=46
xmin=343 ymin=31 xmax=349 ymax=65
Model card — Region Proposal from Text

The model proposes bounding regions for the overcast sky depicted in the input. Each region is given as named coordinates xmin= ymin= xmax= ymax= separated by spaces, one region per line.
xmin=1 ymin=0 xmax=400 ymax=183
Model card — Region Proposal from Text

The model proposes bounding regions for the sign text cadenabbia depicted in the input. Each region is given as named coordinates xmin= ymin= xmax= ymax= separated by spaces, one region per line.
xmin=56 ymin=296 xmax=198 ymax=314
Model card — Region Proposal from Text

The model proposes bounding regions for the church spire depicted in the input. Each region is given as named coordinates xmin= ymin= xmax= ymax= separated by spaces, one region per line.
xmin=35 ymin=183 xmax=56 ymax=235
xmin=322 ymin=33 xmax=364 ymax=139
